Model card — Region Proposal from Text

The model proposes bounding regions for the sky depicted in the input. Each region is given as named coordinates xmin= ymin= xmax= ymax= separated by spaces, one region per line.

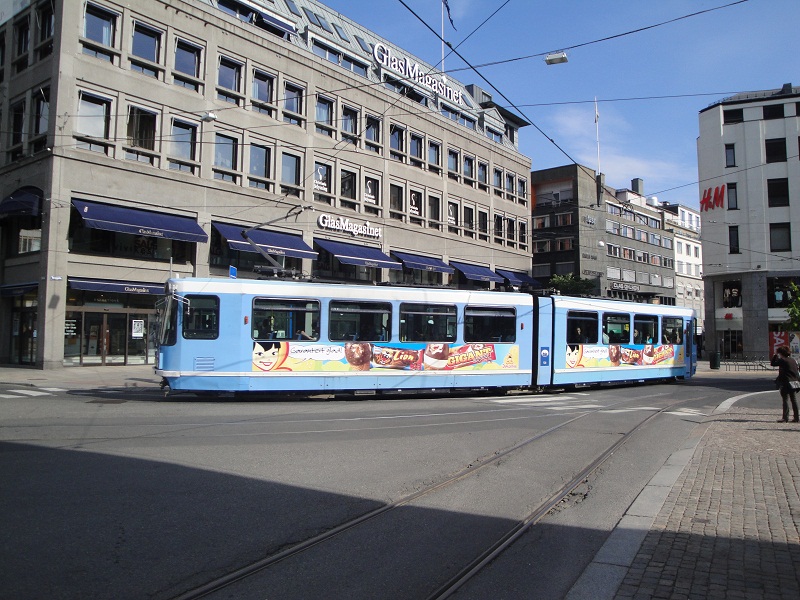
xmin=320 ymin=0 xmax=799 ymax=209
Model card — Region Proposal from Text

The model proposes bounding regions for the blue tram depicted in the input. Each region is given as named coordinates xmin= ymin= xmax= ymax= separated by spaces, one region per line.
xmin=155 ymin=278 xmax=695 ymax=395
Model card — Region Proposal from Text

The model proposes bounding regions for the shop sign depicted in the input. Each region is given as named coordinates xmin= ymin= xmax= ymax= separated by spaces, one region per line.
xmin=373 ymin=42 xmax=463 ymax=106
xmin=611 ymin=282 xmax=640 ymax=292
xmin=582 ymin=270 xmax=602 ymax=277
xmin=318 ymin=214 xmax=382 ymax=239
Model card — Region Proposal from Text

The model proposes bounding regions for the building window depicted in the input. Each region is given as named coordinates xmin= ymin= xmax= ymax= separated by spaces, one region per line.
xmin=463 ymin=156 xmax=474 ymax=182
xmin=390 ymin=125 xmax=404 ymax=160
xmin=463 ymin=206 xmax=474 ymax=235
xmin=486 ymin=128 xmax=502 ymax=143
xmin=83 ymin=4 xmax=117 ymax=61
xmin=30 ymin=88 xmax=49 ymax=152
xmin=341 ymin=106 xmax=358 ymax=144
xmin=249 ymin=144 xmax=272 ymax=189
xmin=217 ymin=57 xmax=242 ymax=104
xmin=478 ymin=162 xmax=488 ymax=191
xmin=494 ymin=214 xmax=504 ymax=243
xmin=364 ymin=176 xmax=379 ymax=206
xmin=763 ymin=104 xmax=784 ymax=120
xmin=76 ymin=92 xmax=111 ymax=152
xmin=12 ymin=17 xmax=29 ymax=73
xmin=130 ymin=22 xmax=161 ymax=77
xmin=168 ymin=120 xmax=197 ymax=172
xmin=281 ymin=152 xmax=301 ymax=196
xmin=213 ymin=133 xmax=238 ymax=182
xmin=340 ymin=169 xmax=357 ymax=200
xmin=365 ymin=116 xmax=380 ymax=152
xmin=727 ymin=183 xmax=738 ymax=210
xmin=252 ymin=70 xmax=274 ymax=114
xmin=519 ymin=222 xmax=528 ymax=250
xmin=10 ymin=100 xmax=25 ymax=147
xmin=314 ymin=162 xmax=332 ymax=202
xmin=410 ymin=134 xmax=424 ymax=167
xmin=767 ymin=178 xmax=789 ymax=207
xmin=283 ymin=83 xmax=304 ymax=125
xmin=125 ymin=106 xmax=157 ymax=163
xmin=729 ymin=226 xmax=739 ymax=254
xmin=428 ymin=195 xmax=441 ymax=229
xmin=724 ymin=143 xmax=735 ymax=167
xmin=428 ymin=141 xmax=441 ymax=173
xmin=174 ymin=40 xmax=202 ymax=91
xmin=448 ymin=201 xmax=459 ymax=233
xmin=36 ymin=3 xmax=55 ymax=60
xmin=315 ymin=96 xmax=334 ymax=136
xmin=770 ymin=223 xmax=792 ymax=252
xmin=478 ymin=211 xmax=489 ymax=241
xmin=723 ymin=108 xmax=743 ymax=124
xmin=765 ymin=138 xmax=787 ymax=163
xmin=447 ymin=149 xmax=459 ymax=179
xmin=389 ymin=184 xmax=404 ymax=221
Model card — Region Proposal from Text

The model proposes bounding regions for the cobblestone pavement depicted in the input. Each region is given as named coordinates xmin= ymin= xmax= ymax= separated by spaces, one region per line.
xmin=615 ymin=408 xmax=800 ymax=600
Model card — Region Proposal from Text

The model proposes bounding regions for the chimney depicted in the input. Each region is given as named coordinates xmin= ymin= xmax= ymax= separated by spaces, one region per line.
xmin=631 ymin=178 xmax=644 ymax=195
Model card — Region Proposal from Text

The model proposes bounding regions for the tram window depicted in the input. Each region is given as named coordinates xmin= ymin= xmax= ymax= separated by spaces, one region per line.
xmin=399 ymin=303 xmax=457 ymax=343
xmin=633 ymin=314 xmax=658 ymax=344
xmin=465 ymin=306 xmax=516 ymax=343
xmin=661 ymin=317 xmax=684 ymax=344
xmin=252 ymin=298 xmax=320 ymax=341
xmin=329 ymin=301 xmax=391 ymax=342
xmin=602 ymin=313 xmax=630 ymax=344
xmin=182 ymin=295 xmax=220 ymax=340
xmin=158 ymin=296 xmax=178 ymax=346
xmin=566 ymin=311 xmax=598 ymax=344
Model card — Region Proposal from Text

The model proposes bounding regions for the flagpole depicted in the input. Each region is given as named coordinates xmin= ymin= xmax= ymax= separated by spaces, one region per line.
xmin=595 ymin=97 xmax=600 ymax=177
xmin=441 ymin=0 xmax=445 ymax=73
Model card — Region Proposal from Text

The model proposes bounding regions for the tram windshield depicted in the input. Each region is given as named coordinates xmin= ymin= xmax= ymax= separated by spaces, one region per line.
xmin=158 ymin=296 xmax=178 ymax=346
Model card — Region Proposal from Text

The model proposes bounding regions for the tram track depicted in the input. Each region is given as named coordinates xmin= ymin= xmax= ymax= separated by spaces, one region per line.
xmin=171 ymin=392 xmax=698 ymax=600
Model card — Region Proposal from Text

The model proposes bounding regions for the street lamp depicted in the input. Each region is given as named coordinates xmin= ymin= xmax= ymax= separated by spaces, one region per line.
xmin=545 ymin=52 xmax=568 ymax=65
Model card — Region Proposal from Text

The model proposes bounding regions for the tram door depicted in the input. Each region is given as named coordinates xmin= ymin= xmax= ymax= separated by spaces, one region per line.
xmin=82 ymin=313 xmax=127 ymax=365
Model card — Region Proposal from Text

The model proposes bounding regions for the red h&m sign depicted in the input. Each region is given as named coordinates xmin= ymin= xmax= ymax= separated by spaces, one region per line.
xmin=700 ymin=186 xmax=725 ymax=212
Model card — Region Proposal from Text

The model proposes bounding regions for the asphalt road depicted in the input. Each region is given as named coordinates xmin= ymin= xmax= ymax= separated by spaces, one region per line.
xmin=0 ymin=374 xmax=766 ymax=600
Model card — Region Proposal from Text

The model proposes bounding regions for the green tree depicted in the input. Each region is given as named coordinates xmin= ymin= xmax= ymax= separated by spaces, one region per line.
xmin=549 ymin=273 xmax=596 ymax=296
xmin=785 ymin=283 xmax=800 ymax=331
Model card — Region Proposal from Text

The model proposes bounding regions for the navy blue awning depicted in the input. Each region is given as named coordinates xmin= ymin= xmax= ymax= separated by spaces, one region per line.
xmin=213 ymin=223 xmax=316 ymax=260
xmin=392 ymin=251 xmax=454 ymax=274
xmin=495 ymin=269 xmax=539 ymax=286
xmin=0 ymin=187 xmax=42 ymax=216
xmin=0 ymin=282 xmax=37 ymax=296
xmin=72 ymin=200 xmax=208 ymax=243
xmin=69 ymin=278 xmax=164 ymax=295
xmin=450 ymin=261 xmax=504 ymax=284
xmin=315 ymin=239 xmax=401 ymax=270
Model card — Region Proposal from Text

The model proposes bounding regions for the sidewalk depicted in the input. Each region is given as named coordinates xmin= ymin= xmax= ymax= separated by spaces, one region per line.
xmin=568 ymin=364 xmax=800 ymax=600
xmin=0 ymin=363 xmax=162 ymax=389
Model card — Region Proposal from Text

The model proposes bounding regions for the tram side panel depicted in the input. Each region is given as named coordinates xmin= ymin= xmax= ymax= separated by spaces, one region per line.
xmin=547 ymin=296 xmax=695 ymax=387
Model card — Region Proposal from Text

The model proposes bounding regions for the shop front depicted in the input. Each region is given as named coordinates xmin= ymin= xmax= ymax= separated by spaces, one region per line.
xmin=64 ymin=278 xmax=163 ymax=366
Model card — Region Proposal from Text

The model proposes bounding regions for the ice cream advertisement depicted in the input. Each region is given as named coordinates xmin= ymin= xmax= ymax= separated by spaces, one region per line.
xmin=252 ymin=341 xmax=517 ymax=372
xmin=565 ymin=343 xmax=681 ymax=369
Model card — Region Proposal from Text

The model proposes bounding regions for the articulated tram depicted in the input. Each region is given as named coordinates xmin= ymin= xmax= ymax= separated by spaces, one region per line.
xmin=155 ymin=278 xmax=696 ymax=395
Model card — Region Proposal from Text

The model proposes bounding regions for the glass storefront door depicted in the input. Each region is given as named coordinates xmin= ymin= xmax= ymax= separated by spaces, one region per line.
xmin=65 ymin=310 xmax=156 ymax=366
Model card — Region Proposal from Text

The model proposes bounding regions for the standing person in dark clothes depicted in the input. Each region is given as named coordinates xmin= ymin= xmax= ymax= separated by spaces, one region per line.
xmin=770 ymin=345 xmax=800 ymax=423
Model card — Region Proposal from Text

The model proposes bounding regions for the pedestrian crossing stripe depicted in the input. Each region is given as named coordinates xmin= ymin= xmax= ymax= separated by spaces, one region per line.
xmin=8 ymin=389 xmax=53 ymax=396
